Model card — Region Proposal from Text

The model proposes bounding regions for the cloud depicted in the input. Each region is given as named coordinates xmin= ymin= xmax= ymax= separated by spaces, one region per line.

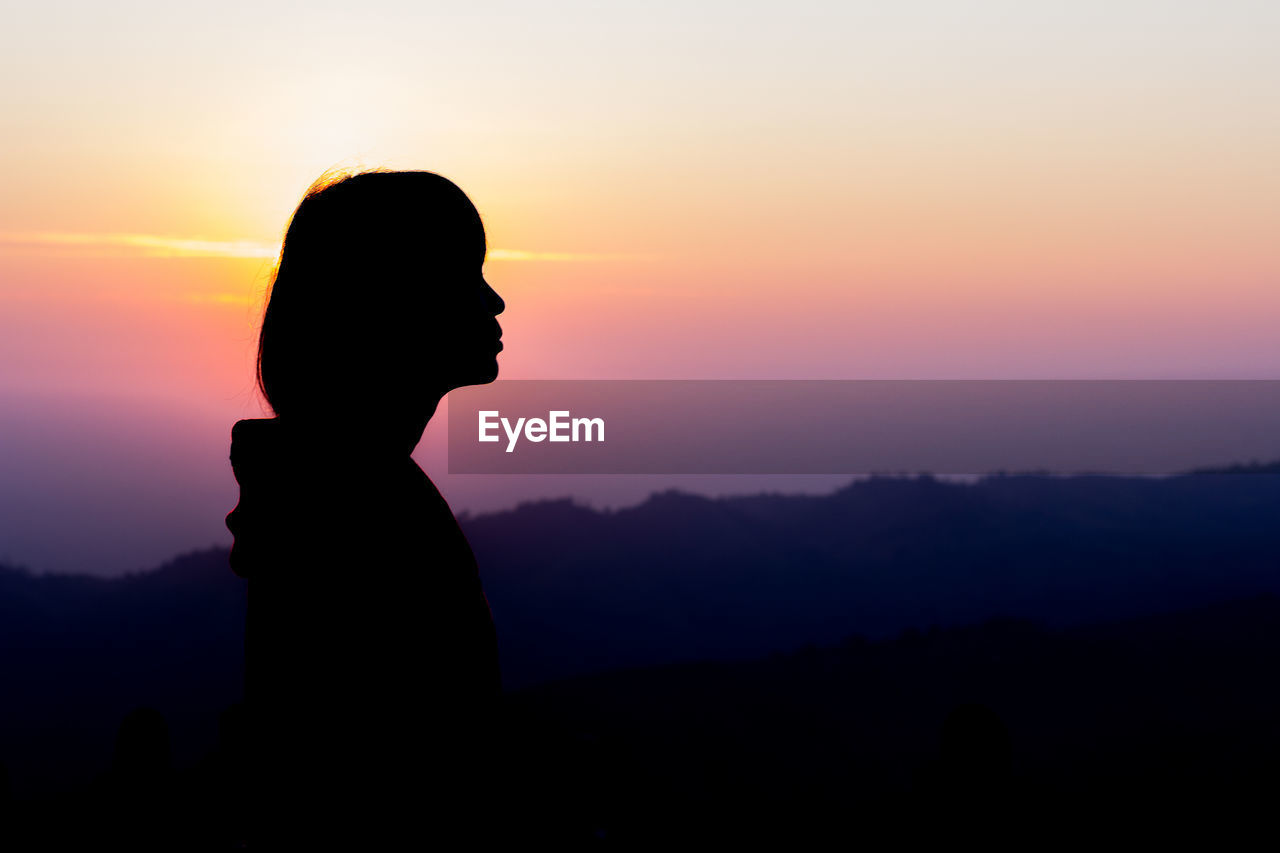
xmin=1 ymin=232 xmax=637 ymax=262
xmin=486 ymin=249 xmax=639 ymax=262
xmin=181 ymin=292 xmax=257 ymax=306
xmin=0 ymin=231 xmax=279 ymax=259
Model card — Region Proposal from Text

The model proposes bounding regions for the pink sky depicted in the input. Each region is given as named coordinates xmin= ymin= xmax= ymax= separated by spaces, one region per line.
xmin=1 ymin=0 xmax=1277 ymax=574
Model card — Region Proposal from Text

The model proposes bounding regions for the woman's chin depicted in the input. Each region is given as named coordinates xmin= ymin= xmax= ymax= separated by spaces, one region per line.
xmin=452 ymin=360 xmax=500 ymax=389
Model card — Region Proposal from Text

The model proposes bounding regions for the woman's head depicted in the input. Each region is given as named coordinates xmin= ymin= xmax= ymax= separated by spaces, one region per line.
xmin=256 ymin=170 xmax=504 ymax=427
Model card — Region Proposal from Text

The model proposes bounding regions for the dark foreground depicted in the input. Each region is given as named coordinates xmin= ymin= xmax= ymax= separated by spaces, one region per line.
xmin=6 ymin=594 xmax=1280 ymax=849
xmin=5 ymin=472 xmax=1280 ymax=847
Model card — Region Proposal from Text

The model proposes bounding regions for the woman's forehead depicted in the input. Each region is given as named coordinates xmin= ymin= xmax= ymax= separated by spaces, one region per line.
xmin=425 ymin=216 xmax=486 ymax=264
xmin=417 ymin=193 xmax=484 ymax=243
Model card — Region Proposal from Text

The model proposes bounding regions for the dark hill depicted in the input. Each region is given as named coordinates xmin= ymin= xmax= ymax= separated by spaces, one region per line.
xmin=470 ymin=471 xmax=1280 ymax=686
xmin=503 ymin=595 xmax=1280 ymax=844
xmin=3 ymin=469 xmax=1279 ymax=799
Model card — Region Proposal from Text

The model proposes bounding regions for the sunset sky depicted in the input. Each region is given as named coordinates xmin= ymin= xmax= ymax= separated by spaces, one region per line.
xmin=2 ymin=1 xmax=1278 ymax=574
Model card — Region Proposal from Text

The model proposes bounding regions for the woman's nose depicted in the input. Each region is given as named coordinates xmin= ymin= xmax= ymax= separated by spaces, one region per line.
xmin=486 ymin=281 xmax=505 ymax=315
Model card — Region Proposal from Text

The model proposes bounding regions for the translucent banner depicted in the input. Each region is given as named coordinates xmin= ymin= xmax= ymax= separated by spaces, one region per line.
xmin=447 ymin=380 xmax=1280 ymax=475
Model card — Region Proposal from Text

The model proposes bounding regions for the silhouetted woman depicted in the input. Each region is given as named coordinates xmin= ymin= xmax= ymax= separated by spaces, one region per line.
xmin=224 ymin=170 xmax=505 ymax=848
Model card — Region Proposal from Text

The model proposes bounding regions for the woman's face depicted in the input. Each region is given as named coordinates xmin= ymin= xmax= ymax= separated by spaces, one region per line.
xmin=443 ymin=268 xmax=505 ymax=389
xmin=414 ymin=209 xmax=505 ymax=394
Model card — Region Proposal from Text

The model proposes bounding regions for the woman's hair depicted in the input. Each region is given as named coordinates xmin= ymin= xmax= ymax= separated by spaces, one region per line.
xmin=255 ymin=169 xmax=485 ymax=417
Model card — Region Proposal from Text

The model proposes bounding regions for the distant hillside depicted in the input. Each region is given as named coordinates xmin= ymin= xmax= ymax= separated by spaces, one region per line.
xmin=470 ymin=470 xmax=1280 ymax=685
xmin=2 ymin=470 xmax=1279 ymax=795
xmin=0 ymin=548 xmax=243 ymax=794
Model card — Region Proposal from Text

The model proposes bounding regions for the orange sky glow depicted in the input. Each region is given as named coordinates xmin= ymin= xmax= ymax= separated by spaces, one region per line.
xmin=1 ymin=0 xmax=1277 ymax=573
